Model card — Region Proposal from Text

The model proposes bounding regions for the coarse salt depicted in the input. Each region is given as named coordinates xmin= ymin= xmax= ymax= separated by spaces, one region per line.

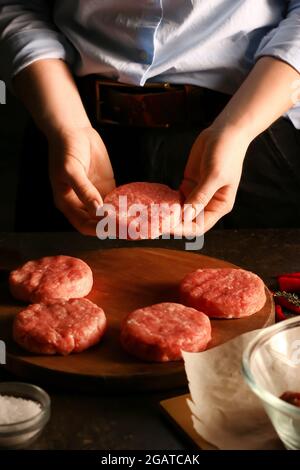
xmin=0 ymin=395 xmax=41 ymax=425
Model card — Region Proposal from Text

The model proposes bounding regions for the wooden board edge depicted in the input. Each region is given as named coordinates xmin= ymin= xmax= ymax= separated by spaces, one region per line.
xmin=160 ymin=394 xmax=217 ymax=450
xmin=264 ymin=287 xmax=275 ymax=327
xmin=4 ymin=353 xmax=188 ymax=393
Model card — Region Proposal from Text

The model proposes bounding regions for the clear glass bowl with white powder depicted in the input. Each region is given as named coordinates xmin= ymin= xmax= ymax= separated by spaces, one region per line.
xmin=0 ymin=382 xmax=50 ymax=449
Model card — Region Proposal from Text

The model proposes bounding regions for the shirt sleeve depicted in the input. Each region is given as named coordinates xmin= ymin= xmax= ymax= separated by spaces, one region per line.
xmin=255 ymin=0 xmax=300 ymax=73
xmin=0 ymin=1 xmax=75 ymax=87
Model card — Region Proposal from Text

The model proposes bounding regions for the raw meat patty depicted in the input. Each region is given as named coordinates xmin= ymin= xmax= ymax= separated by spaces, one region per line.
xmin=13 ymin=298 xmax=106 ymax=355
xmin=120 ymin=302 xmax=211 ymax=362
xmin=9 ymin=255 xmax=93 ymax=303
xmin=103 ymin=182 xmax=182 ymax=239
xmin=180 ymin=268 xmax=266 ymax=319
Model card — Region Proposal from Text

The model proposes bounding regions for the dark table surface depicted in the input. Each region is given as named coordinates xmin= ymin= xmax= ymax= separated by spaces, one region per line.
xmin=0 ymin=229 xmax=299 ymax=450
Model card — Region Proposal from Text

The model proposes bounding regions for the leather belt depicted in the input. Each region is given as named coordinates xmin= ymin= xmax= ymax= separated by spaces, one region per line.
xmin=78 ymin=76 xmax=230 ymax=128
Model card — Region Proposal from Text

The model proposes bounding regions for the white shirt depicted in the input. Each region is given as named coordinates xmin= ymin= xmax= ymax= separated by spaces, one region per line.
xmin=1 ymin=1 xmax=300 ymax=127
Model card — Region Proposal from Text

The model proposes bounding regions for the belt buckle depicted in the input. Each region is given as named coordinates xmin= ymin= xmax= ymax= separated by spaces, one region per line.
xmin=95 ymin=79 xmax=127 ymax=125
xmin=95 ymin=79 xmax=174 ymax=126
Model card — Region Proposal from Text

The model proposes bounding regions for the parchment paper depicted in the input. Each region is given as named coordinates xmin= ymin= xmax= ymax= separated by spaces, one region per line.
xmin=183 ymin=330 xmax=283 ymax=450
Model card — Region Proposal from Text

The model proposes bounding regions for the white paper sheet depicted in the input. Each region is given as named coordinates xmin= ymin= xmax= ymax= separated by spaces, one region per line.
xmin=183 ymin=330 xmax=282 ymax=450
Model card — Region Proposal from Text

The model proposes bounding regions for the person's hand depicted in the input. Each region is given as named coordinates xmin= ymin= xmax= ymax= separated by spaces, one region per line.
xmin=180 ymin=125 xmax=250 ymax=233
xmin=48 ymin=126 xmax=115 ymax=235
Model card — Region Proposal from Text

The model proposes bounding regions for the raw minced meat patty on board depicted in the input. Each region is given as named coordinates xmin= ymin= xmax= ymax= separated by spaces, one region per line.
xmin=13 ymin=298 xmax=106 ymax=355
xmin=120 ymin=302 xmax=211 ymax=362
xmin=9 ymin=255 xmax=93 ymax=303
xmin=180 ymin=268 xmax=266 ymax=319
xmin=103 ymin=182 xmax=182 ymax=239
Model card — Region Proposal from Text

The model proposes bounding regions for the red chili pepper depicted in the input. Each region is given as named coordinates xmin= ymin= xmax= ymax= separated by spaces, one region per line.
xmin=277 ymin=273 xmax=300 ymax=293
xmin=275 ymin=295 xmax=300 ymax=314
xmin=275 ymin=304 xmax=286 ymax=321
xmin=277 ymin=272 xmax=300 ymax=278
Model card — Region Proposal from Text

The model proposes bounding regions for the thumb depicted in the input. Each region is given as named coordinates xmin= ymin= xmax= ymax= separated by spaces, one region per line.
xmin=66 ymin=162 xmax=103 ymax=217
xmin=183 ymin=175 xmax=219 ymax=222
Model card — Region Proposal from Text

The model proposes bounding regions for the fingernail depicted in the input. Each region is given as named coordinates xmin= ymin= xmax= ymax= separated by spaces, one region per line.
xmin=183 ymin=205 xmax=196 ymax=222
xmin=93 ymin=199 xmax=101 ymax=210
xmin=88 ymin=200 xmax=101 ymax=218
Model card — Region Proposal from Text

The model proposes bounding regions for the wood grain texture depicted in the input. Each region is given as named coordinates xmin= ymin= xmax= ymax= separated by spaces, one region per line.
xmin=0 ymin=247 xmax=274 ymax=391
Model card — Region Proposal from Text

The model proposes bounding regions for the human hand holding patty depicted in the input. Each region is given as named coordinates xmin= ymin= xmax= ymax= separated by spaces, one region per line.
xmin=48 ymin=125 xmax=115 ymax=235
xmin=181 ymin=57 xmax=300 ymax=234
xmin=13 ymin=59 xmax=115 ymax=235
xmin=180 ymin=125 xmax=248 ymax=233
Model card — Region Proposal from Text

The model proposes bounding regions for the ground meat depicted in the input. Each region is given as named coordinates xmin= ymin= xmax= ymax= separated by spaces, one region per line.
xmin=103 ymin=182 xmax=182 ymax=240
xmin=280 ymin=391 xmax=300 ymax=407
xmin=13 ymin=298 xmax=106 ymax=355
xmin=120 ymin=302 xmax=211 ymax=362
xmin=180 ymin=268 xmax=266 ymax=319
xmin=9 ymin=255 xmax=93 ymax=303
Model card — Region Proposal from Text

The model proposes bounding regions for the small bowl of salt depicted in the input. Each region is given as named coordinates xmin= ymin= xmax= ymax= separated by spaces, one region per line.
xmin=0 ymin=382 xmax=50 ymax=449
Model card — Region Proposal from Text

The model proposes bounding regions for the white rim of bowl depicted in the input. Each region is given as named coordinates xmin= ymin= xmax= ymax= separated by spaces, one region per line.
xmin=0 ymin=382 xmax=50 ymax=428
xmin=242 ymin=316 xmax=300 ymax=417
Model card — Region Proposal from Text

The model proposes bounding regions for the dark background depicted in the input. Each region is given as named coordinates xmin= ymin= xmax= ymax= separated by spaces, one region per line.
xmin=0 ymin=86 xmax=28 ymax=230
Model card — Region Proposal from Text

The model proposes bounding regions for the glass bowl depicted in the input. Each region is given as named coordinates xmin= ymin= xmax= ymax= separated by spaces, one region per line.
xmin=0 ymin=382 xmax=50 ymax=449
xmin=242 ymin=316 xmax=300 ymax=450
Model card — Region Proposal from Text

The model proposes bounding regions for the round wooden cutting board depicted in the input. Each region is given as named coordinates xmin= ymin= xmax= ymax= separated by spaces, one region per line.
xmin=0 ymin=247 xmax=274 ymax=391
